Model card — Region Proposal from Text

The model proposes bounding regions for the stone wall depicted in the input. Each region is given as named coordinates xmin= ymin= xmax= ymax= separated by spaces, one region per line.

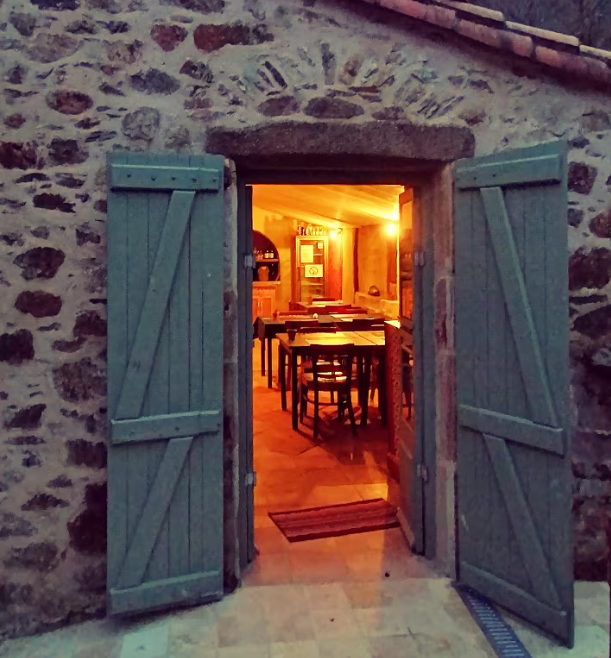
xmin=1 ymin=0 xmax=611 ymax=639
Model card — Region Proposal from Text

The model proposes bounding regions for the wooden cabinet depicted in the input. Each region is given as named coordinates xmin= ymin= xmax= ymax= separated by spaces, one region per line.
xmin=252 ymin=283 xmax=278 ymax=322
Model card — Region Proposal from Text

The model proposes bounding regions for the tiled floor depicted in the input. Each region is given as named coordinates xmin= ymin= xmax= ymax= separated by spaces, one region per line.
xmin=1 ymin=346 xmax=609 ymax=658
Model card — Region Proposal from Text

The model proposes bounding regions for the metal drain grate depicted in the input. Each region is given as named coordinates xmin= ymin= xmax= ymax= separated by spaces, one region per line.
xmin=453 ymin=583 xmax=533 ymax=658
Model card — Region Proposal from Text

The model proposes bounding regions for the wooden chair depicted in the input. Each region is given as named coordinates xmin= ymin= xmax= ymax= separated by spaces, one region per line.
xmin=299 ymin=345 xmax=358 ymax=440
xmin=283 ymin=324 xmax=337 ymax=392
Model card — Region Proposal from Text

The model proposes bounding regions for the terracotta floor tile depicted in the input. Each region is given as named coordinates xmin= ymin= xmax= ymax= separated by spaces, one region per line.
xmin=290 ymin=551 xmax=351 ymax=585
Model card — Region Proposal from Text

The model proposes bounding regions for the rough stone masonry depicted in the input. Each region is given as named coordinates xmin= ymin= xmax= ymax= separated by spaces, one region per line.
xmin=0 ymin=0 xmax=611 ymax=639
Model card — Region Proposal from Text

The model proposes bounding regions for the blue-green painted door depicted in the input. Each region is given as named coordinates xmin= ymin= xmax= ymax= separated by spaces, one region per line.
xmin=455 ymin=141 xmax=574 ymax=646
xmin=106 ymin=152 xmax=225 ymax=616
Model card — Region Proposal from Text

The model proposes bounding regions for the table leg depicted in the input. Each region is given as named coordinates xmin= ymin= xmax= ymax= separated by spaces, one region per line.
xmin=260 ymin=337 xmax=265 ymax=377
xmin=267 ymin=337 xmax=273 ymax=389
xmin=279 ymin=343 xmax=286 ymax=411
xmin=362 ymin=355 xmax=372 ymax=426
xmin=291 ymin=352 xmax=299 ymax=431
xmin=378 ymin=351 xmax=387 ymax=426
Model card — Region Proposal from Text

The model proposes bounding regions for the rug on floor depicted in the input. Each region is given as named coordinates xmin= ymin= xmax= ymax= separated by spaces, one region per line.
xmin=269 ymin=498 xmax=400 ymax=542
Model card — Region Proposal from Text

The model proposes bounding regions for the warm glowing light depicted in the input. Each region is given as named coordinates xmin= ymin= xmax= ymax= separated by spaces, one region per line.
xmin=330 ymin=229 xmax=339 ymax=239
xmin=385 ymin=223 xmax=397 ymax=236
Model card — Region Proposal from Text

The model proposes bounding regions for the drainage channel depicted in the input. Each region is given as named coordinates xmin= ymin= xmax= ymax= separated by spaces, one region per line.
xmin=452 ymin=583 xmax=533 ymax=658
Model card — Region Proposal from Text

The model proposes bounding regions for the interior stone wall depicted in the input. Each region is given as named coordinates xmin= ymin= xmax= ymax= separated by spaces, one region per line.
xmin=1 ymin=0 xmax=611 ymax=639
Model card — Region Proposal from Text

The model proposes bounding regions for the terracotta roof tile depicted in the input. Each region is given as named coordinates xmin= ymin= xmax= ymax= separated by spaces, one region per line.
xmin=358 ymin=0 xmax=611 ymax=89
xmin=455 ymin=18 xmax=502 ymax=48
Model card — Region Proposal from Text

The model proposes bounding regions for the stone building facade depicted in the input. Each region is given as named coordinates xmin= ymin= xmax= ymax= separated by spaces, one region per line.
xmin=1 ymin=0 xmax=611 ymax=639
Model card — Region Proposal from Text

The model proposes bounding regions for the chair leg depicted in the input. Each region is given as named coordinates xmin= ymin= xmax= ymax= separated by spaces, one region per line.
xmin=313 ymin=388 xmax=319 ymax=440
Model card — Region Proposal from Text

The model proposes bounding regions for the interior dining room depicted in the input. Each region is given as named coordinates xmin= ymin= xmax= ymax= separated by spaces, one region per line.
xmin=248 ymin=184 xmax=419 ymax=585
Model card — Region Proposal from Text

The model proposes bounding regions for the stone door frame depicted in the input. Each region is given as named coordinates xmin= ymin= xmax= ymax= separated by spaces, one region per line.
xmin=222 ymin=143 xmax=459 ymax=582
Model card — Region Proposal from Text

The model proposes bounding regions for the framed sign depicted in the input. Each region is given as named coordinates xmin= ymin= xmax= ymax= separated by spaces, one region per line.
xmin=304 ymin=264 xmax=323 ymax=278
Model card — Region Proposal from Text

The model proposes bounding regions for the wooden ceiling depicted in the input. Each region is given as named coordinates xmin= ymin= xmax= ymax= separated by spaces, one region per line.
xmin=252 ymin=185 xmax=405 ymax=228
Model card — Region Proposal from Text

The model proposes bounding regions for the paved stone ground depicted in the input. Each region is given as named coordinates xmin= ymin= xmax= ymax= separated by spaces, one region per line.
xmin=0 ymin=574 xmax=608 ymax=658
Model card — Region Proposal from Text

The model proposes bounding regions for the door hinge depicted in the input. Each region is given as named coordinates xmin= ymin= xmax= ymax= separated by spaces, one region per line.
xmin=417 ymin=464 xmax=429 ymax=483
xmin=244 ymin=253 xmax=255 ymax=269
xmin=414 ymin=251 xmax=425 ymax=267
xmin=245 ymin=471 xmax=257 ymax=487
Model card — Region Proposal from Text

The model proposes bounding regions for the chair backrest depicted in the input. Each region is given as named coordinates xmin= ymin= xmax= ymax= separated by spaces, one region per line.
xmin=309 ymin=345 xmax=356 ymax=388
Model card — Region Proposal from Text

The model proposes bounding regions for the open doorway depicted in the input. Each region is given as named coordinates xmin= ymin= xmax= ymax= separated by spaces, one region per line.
xmin=243 ymin=182 xmax=428 ymax=584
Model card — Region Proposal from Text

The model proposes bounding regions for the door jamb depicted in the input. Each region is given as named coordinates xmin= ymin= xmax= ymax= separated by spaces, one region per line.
xmin=235 ymin=168 xmax=441 ymax=570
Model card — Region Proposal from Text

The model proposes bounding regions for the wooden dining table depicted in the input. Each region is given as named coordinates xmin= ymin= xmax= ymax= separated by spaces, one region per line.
xmin=254 ymin=314 xmax=385 ymax=389
xmin=276 ymin=330 xmax=387 ymax=431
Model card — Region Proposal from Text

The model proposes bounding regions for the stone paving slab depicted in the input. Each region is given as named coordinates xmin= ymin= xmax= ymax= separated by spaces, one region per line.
xmin=0 ymin=579 xmax=608 ymax=658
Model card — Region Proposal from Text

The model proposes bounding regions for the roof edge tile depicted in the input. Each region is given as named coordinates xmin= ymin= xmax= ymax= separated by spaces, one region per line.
xmin=505 ymin=21 xmax=580 ymax=48
xmin=434 ymin=0 xmax=504 ymax=24
xmin=357 ymin=0 xmax=611 ymax=90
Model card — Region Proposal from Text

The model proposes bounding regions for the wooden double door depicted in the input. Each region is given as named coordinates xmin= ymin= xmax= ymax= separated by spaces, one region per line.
xmin=104 ymin=142 xmax=574 ymax=647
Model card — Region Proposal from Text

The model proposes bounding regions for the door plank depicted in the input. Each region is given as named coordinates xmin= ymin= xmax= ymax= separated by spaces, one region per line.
xmin=110 ymin=571 xmax=222 ymax=616
xmin=107 ymin=152 xmax=129 ymax=589
xmin=109 ymin=164 xmax=221 ymax=191
xmin=455 ymin=155 xmax=562 ymax=189
xmin=459 ymin=562 xmax=568 ymax=640
xmin=116 ymin=191 xmax=195 ymax=421
xmin=480 ymin=187 xmax=557 ymax=428
xmin=116 ymin=436 xmax=193 ymax=589
xmin=484 ymin=435 xmax=561 ymax=609
xmin=111 ymin=402 xmax=221 ymax=444
xmin=143 ymin=153 xmax=174 ymax=583
xmin=458 ymin=406 xmax=563 ymax=455
xmin=188 ymin=156 xmax=206 ymax=576
xmin=124 ymin=155 xmax=153 ymax=553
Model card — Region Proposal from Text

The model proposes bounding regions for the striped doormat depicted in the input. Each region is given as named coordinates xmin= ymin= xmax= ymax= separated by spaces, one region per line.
xmin=269 ymin=498 xmax=400 ymax=542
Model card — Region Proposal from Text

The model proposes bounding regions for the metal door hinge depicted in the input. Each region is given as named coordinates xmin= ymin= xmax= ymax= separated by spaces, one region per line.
xmin=244 ymin=253 xmax=255 ymax=269
xmin=417 ymin=464 xmax=429 ymax=483
xmin=245 ymin=471 xmax=257 ymax=487
xmin=414 ymin=251 xmax=425 ymax=267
